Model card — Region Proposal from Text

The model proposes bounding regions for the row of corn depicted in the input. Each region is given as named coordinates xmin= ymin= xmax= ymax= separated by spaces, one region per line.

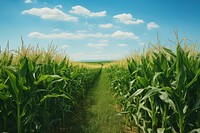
xmin=0 ymin=45 xmax=101 ymax=133
xmin=107 ymin=39 xmax=200 ymax=133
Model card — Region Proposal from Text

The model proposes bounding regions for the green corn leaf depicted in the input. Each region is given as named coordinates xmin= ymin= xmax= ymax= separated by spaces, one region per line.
xmin=22 ymin=86 xmax=29 ymax=91
xmin=193 ymin=98 xmax=200 ymax=110
xmin=47 ymin=78 xmax=63 ymax=88
xmin=186 ymin=68 xmax=200 ymax=89
xmin=40 ymin=93 xmax=71 ymax=103
xmin=137 ymin=76 xmax=149 ymax=87
xmin=35 ymin=89 xmax=49 ymax=93
xmin=157 ymin=128 xmax=165 ymax=133
xmin=152 ymin=72 xmax=163 ymax=86
xmin=163 ymin=47 xmax=176 ymax=57
xmin=131 ymin=69 xmax=139 ymax=76
xmin=28 ymin=58 xmax=34 ymax=72
xmin=176 ymin=45 xmax=186 ymax=89
xmin=183 ymin=105 xmax=188 ymax=114
xmin=21 ymin=107 xmax=27 ymax=117
xmin=141 ymin=87 xmax=160 ymax=101
xmin=34 ymin=75 xmax=50 ymax=85
xmin=129 ymin=79 xmax=136 ymax=89
xmin=188 ymin=128 xmax=200 ymax=133
xmin=140 ymin=104 xmax=152 ymax=118
xmin=0 ymin=83 xmax=8 ymax=90
xmin=59 ymin=57 xmax=66 ymax=69
xmin=128 ymin=88 xmax=144 ymax=100
xmin=159 ymin=91 xmax=177 ymax=112
xmin=161 ymin=86 xmax=173 ymax=94
xmin=46 ymin=75 xmax=61 ymax=82
xmin=19 ymin=57 xmax=28 ymax=77
xmin=5 ymin=69 xmax=19 ymax=98
xmin=0 ymin=92 xmax=9 ymax=101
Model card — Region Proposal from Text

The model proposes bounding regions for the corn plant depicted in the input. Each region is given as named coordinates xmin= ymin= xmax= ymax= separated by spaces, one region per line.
xmin=0 ymin=45 xmax=101 ymax=133
xmin=107 ymin=37 xmax=200 ymax=133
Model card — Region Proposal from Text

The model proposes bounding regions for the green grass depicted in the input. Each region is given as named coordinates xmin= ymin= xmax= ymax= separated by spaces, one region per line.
xmin=83 ymin=70 xmax=125 ymax=133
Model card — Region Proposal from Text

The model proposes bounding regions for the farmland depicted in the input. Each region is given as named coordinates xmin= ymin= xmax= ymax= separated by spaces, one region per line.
xmin=0 ymin=38 xmax=200 ymax=133
xmin=0 ymin=45 xmax=101 ymax=133
xmin=107 ymin=38 xmax=200 ymax=133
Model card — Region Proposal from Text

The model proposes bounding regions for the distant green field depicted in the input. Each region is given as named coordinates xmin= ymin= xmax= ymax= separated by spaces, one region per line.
xmin=81 ymin=60 xmax=114 ymax=63
xmin=81 ymin=60 xmax=115 ymax=65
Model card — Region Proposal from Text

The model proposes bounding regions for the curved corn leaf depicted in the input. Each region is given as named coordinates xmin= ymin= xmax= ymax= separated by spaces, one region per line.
xmin=127 ymin=88 xmax=144 ymax=100
xmin=40 ymin=94 xmax=71 ymax=103
xmin=0 ymin=92 xmax=9 ymax=100
xmin=188 ymin=128 xmax=200 ymax=133
xmin=159 ymin=91 xmax=177 ymax=112
xmin=141 ymin=87 xmax=160 ymax=101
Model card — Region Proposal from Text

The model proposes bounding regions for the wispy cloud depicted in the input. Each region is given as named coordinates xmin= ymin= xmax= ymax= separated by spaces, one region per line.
xmin=87 ymin=43 xmax=108 ymax=49
xmin=22 ymin=7 xmax=78 ymax=22
xmin=77 ymin=30 xmax=87 ymax=33
xmin=28 ymin=31 xmax=109 ymax=39
xmin=28 ymin=29 xmax=140 ymax=41
xmin=118 ymin=43 xmax=127 ymax=47
xmin=99 ymin=23 xmax=113 ymax=29
xmin=25 ymin=0 xmax=33 ymax=4
xmin=69 ymin=5 xmax=106 ymax=17
xmin=53 ymin=28 xmax=63 ymax=32
xmin=113 ymin=13 xmax=144 ymax=25
xmin=99 ymin=39 xmax=109 ymax=43
xmin=111 ymin=30 xmax=139 ymax=40
xmin=147 ymin=22 xmax=159 ymax=30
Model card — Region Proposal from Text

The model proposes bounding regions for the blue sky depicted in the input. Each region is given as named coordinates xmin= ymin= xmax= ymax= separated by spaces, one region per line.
xmin=0 ymin=0 xmax=200 ymax=61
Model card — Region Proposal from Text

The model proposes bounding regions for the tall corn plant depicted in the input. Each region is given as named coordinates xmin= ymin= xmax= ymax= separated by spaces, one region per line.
xmin=0 ymin=44 xmax=101 ymax=133
xmin=107 ymin=37 xmax=200 ymax=133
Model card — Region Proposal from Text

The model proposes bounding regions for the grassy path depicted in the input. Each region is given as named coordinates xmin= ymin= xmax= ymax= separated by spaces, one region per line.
xmin=83 ymin=70 xmax=125 ymax=133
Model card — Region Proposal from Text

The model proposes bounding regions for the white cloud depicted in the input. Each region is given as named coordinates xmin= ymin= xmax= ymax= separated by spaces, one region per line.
xmin=99 ymin=23 xmax=113 ymax=29
xmin=87 ymin=43 xmax=108 ymax=49
xmin=28 ymin=32 xmax=109 ymax=39
xmin=113 ymin=13 xmax=144 ymax=25
xmin=118 ymin=43 xmax=127 ymax=47
xmin=85 ymin=22 xmax=95 ymax=27
xmin=28 ymin=30 xmax=139 ymax=40
xmin=87 ymin=33 xmax=109 ymax=38
xmin=53 ymin=28 xmax=63 ymax=32
xmin=99 ymin=39 xmax=109 ymax=43
xmin=111 ymin=30 xmax=139 ymax=40
xmin=69 ymin=5 xmax=106 ymax=17
xmin=77 ymin=30 xmax=87 ymax=33
xmin=28 ymin=32 xmax=75 ymax=39
xmin=22 ymin=7 xmax=78 ymax=22
xmin=147 ymin=22 xmax=159 ymax=30
xmin=25 ymin=0 xmax=33 ymax=3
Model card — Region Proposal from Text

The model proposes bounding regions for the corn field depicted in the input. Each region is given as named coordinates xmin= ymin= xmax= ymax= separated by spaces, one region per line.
xmin=107 ymin=38 xmax=200 ymax=133
xmin=0 ymin=45 xmax=101 ymax=133
xmin=1 ymin=37 xmax=200 ymax=133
